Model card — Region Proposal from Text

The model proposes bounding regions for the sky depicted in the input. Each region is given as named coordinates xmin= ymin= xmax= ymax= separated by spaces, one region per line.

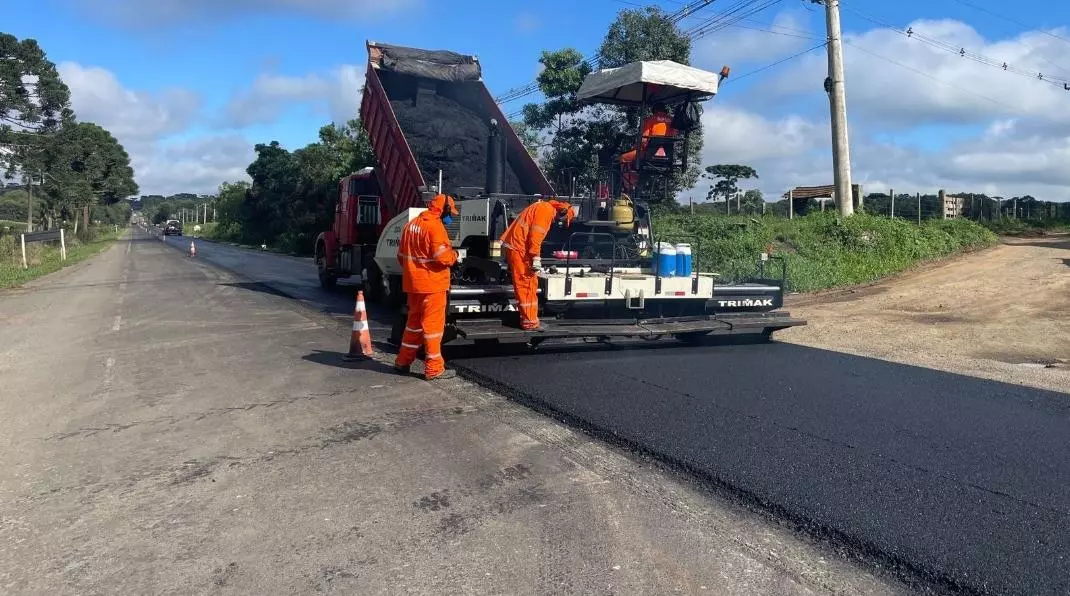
xmin=5 ymin=0 xmax=1070 ymax=202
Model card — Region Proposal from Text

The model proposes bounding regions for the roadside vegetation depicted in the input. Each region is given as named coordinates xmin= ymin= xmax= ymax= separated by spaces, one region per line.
xmin=0 ymin=225 xmax=125 ymax=289
xmin=657 ymin=212 xmax=998 ymax=292
xmin=982 ymin=217 xmax=1070 ymax=236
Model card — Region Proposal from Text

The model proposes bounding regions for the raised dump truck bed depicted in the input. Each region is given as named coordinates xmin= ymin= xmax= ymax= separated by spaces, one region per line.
xmin=359 ymin=41 xmax=554 ymax=217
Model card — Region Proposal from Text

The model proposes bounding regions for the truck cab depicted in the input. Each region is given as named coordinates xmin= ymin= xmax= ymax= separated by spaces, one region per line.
xmin=314 ymin=168 xmax=388 ymax=294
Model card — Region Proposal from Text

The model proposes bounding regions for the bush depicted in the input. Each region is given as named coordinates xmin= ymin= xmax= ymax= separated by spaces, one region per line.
xmin=654 ymin=212 xmax=997 ymax=292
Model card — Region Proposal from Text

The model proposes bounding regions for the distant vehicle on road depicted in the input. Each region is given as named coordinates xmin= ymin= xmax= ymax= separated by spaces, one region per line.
xmin=163 ymin=220 xmax=183 ymax=236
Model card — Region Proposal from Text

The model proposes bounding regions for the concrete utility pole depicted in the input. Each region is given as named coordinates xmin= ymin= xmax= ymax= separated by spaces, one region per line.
xmin=25 ymin=172 xmax=33 ymax=232
xmin=816 ymin=0 xmax=854 ymax=217
xmin=889 ymin=188 xmax=894 ymax=218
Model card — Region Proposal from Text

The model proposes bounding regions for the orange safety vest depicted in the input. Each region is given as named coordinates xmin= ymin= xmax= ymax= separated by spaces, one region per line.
xmin=396 ymin=211 xmax=456 ymax=294
xmin=499 ymin=201 xmax=559 ymax=259
xmin=640 ymin=112 xmax=675 ymax=148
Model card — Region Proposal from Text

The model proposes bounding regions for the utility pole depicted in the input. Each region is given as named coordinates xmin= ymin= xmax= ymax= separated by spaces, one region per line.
xmin=889 ymin=188 xmax=894 ymax=218
xmin=25 ymin=172 xmax=33 ymax=232
xmin=815 ymin=0 xmax=854 ymax=217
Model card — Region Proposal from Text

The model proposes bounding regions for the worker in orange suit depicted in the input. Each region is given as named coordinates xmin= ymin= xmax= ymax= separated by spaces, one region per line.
xmin=394 ymin=193 xmax=459 ymax=381
xmin=619 ymin=104 xmax=676 ymax=190
xmin=499 ymin=199 xmax=573 ymax=331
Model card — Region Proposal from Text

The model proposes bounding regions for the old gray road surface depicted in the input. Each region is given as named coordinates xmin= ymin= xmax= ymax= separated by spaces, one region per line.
xmin=167 ymin=232 xmax=1070 ymax=595
xmin=0 ymin=229 xmax=903 ymax=594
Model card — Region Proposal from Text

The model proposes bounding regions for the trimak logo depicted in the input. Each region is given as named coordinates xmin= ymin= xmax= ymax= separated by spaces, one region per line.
xmin=717 ymin=298 xmax=774 ymax=308
xmin=462 ymin=215 xmax=487 ymax=222
xmin=452 ymin=303 xmax=517 ymax=313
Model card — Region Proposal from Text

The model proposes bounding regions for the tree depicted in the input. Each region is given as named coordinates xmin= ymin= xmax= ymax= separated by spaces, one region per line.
xmin=39 ymin=122 xmax=138 ymax=232
xmin=741 ymin=189 xmax=766 ymax=214
xmin=511 ymin=120 xmax=540 ymax=158
xmin=521 ymin=7 xmax=700 ymax=204
xmin=703 ymin=165 xmax=758 ymax=212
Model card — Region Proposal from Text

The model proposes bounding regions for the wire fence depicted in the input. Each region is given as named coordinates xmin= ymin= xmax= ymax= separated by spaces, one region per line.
xmin=681 ymin=191 xmax=1070 ymax=223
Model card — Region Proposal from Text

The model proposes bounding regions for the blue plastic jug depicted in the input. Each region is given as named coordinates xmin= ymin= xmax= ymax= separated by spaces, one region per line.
xmin=675 ymin=243 xmax=692 ymax=277
xmin=655 ymin=242 xmax=676 ymax=277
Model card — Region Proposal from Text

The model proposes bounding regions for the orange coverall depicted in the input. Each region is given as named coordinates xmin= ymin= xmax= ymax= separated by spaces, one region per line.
xmin=394 ymin=194 xmax=458 ymax=379
xmin=619 ymin=111 xmax=676 ymax=165
xmin=499 ymin=200 xmax=572 ymax=330
xmin=620 ymin=111 xmax=676 ymax=190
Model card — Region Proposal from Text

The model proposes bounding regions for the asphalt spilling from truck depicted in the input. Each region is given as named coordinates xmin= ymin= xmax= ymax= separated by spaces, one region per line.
xmin=450 ymin=341 xmax=1070 ymax=595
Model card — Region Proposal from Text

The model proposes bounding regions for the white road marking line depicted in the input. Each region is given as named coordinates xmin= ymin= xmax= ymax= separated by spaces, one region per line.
xmin=126 ymin=241 xmax=131 ymax=255
xmin=112 ymin=316 xmax=122 ymax=331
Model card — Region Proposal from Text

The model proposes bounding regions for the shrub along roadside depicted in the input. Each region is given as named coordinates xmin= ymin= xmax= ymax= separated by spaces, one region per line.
xmin=654 ymin=212 xmax=998 ymax=292
xmin=0 ymin=226 xmax=125 ymax=290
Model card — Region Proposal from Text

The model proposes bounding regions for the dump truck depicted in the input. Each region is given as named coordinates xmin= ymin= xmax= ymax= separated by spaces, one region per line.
xmin=314 ymin=41 xmax=805 ymax=347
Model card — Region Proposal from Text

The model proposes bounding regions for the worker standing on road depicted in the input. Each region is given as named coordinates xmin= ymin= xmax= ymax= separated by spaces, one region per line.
xmin=394 ymin=193 xmax=459 ymax=381
xmin=499 ymin=199 xmax=573 ymax=331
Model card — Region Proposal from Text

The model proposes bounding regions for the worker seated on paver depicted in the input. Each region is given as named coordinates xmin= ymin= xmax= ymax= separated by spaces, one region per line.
xmin=394 ymin=193 xmax=459 ymax=381
xmin=499 ymin=199 xmax=574 ymax=331
xmin=619 ymin=104 xmax=677 ymax=190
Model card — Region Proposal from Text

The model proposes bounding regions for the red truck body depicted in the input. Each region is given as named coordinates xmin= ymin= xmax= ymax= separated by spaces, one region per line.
xmin=315 ymin=41 xmax=553 ymax=297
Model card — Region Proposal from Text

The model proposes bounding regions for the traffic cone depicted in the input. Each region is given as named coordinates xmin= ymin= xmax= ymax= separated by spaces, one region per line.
xmin=189 ymin=240 xmax=196 ymax=258
xmin=342 ymin=290 xmax=374 ymax=361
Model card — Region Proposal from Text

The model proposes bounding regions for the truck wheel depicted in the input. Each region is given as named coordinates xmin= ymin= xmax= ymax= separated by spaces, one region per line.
xmin=363 ymin=264 xmax=383 ymax=303
xmin=316 ymin=247 xmax=336 ymax=289
xmin=384 ymin=275 xmax=404 ymax=309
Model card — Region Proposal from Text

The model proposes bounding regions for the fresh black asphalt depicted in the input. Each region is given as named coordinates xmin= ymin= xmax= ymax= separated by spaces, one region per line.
xmin=453 ymin=342 xmax=1070 ymax=595
xmin=174 ymin=234 xmax=1070 ymax=594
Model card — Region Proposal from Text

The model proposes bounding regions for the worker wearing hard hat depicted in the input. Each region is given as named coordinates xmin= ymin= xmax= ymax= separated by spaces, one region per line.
xmin=499 ymin=199 xmax=573 ymax=331
xmin=394 ymin=193 xmax=460 ymax=381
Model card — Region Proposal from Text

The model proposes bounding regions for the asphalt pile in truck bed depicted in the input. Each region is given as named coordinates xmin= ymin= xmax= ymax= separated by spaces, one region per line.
xmin=391 ymin=93 xmax=524 ymax=196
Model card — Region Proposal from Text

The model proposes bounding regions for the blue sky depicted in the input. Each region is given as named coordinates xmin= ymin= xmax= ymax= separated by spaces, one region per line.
xmin=5 ymin=0 xmax=1070 ymax=200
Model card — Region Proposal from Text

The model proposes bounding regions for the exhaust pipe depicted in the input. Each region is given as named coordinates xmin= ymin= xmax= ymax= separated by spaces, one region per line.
xmin=485 ymin=118 xmax=504 ymax=195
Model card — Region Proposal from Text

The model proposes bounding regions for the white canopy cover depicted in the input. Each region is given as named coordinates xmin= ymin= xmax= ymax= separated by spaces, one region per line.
xmin=576 ymin=60 xmax=722 ymax=106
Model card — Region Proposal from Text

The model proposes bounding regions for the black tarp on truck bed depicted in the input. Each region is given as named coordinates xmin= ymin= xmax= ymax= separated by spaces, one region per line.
xmin=365 ymin=42 xmax=553 ymax=199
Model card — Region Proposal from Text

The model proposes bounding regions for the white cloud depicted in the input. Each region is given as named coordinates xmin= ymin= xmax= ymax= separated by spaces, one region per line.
xmin=692 ymin=11 xmax=817 ymax=69
xmin=682 ymin=13 xmax=1070 ymax=202
xmin=57 ymin=62 xmax=201 ymax=143
xmin=60 ymin=62 xmax=247 ymax=195
xmin=767 ymin=18 xmax=1070 ymax=128
xmin=71 ymin=0 xmax=417 ymax=28
xmin=220 ymin=65 xmax=363 ymax=128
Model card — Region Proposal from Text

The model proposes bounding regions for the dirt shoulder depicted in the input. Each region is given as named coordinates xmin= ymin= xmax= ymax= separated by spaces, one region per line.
xmin=780 ymin=234 xmax=1070 ymax=393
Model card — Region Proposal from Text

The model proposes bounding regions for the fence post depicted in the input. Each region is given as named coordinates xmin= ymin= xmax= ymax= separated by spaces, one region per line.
xmin=20 ymin=233 xmax=27 ymax=269
xmin=788 ymin=189 xmax=794 ymax=219
xmin=890 ymin=188 xmax=894 ymax=218
xmin=60 ymin=228 xmax=66 ymax=261
xmin=917 ymin=193 xmax=921 ymax=225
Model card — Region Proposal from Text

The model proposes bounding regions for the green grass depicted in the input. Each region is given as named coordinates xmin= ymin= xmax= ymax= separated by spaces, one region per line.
xmin=0 ymin=227 xmax=125 ymax=290
xmin=981 ymin=217 xmax=1070 ymax=236
xmin=0 ymin=220 xmax=28 ymax=235
xmin=654 ymin=212 xmax=998 ymax=292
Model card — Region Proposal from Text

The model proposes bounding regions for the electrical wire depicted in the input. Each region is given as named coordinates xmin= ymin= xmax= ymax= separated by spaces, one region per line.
xmin=724 ymin=40 xmax=828 ymax=83
xmin=843 ymin=39 xmax=1070 ymax=127
xmin=496 ymin=0 xmax=719 ymax=104
xmin=841 ymin=4 xmax=1070 ymax=91
xmin=946 ymin=0 xmax=1070 ymax=47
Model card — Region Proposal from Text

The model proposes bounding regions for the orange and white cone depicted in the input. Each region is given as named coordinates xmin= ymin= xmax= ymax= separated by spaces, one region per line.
xmin=342 ymin=290 xmax=374 ymax=361
xmin=189 ymin=241 xmax=196 ymax=258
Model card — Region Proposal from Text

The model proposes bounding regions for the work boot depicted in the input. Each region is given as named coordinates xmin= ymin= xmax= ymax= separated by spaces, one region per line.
xmin=426 ymin=369 xmax=457 ymax=382
xmin=523 ymin=323 xmax=547 ymax=332
xmin=393 ymin=363 xmax=412 ymax=375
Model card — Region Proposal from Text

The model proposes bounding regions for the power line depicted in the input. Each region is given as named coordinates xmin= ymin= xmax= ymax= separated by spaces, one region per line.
xmin=946 ymin=0 xmax=1070 ymax=47
xmin=725 ymin=40 xmax=828 ymax=82
xmin=843 ymin=39 xmax=1070 ymax=127
xmin=496 ymin=0 xmax=719 ymax=105
xmin=841 ymin=5 xmax=1070 ymax=91
xmin=502 ymin=0 xmax=787 ymax=112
